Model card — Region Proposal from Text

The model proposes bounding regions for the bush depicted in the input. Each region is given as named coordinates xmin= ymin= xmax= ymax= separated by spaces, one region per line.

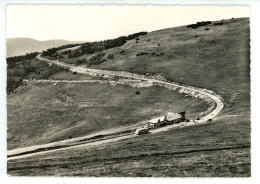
xmin=205 ymin=28 xmax=210 ymax=30
xmin=120 ymin=50 xmax=125 ymax=55
xmin=76 ymin=59 xmax=86 ymax=65
xmin=156 ymin=53 xmax=164 ymax=56
xmin=39 ymin=65 xmax=66 ymax=79
xmin=7 ymin=78 xmax=23 ymax=94
xmin=136 ymin=52 xmax=149 ymax=56
xmin=42 ymin=43 xmax=81 ymax=56
xmin=42 ymin=32 xmax=148 ymax=59
xmin=187 ymin=21 xmax=212 ymax=29
xmin=214 ymin=22 xmax=223 ymax=26
xmin=7 ymin=52 xmax=39 ymax=69
xmin=68 ymin=51 xmax=82 ymax=59
xmin=107 ymin=54 xmax=114 ymax=59
xmin=135 ymin=91 xmax=141 ymax=95
xmin=86 ymin=52 xmax=107 ymax=67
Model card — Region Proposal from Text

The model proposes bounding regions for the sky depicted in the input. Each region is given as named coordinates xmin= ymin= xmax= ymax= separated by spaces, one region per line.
xmin=6 ymin=5 xmax=250 ymax=42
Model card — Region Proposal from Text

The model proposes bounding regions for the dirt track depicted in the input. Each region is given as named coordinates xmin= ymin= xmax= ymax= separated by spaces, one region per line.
xmin=7 ymin=54 xmax=224 ymax=160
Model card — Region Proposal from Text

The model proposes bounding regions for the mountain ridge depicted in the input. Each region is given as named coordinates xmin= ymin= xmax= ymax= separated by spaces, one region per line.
xmin=6 ymin=37 xmax=84 ymax=57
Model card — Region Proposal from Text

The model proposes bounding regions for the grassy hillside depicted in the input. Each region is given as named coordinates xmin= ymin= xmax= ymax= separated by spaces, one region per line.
xmin=7 ymin=17 xmax=250 ymax=177
xmin=8 ymin=114 xmax=250 ymax=177
xmin=53 ymin=17 xmax=250 ymax=123
xmin=7 ymin=81 xmax=209 ymax=150
xmin=7 ymin=55 xmax=100 ymax=94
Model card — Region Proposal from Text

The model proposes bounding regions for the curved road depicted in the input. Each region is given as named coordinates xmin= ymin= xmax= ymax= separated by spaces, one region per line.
xmin=36 ymin=54 xmax=224 ymax=123
xmin=7 ymin=54 xmax=224 ymax=160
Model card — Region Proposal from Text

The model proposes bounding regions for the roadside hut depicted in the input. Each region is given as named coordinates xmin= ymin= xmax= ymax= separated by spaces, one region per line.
xmin=147 ymin=116 xmax=166 ymax=129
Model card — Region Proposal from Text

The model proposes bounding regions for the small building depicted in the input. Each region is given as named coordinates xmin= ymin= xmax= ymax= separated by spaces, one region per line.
xmin=148 ymin=116 xmax=166 ymax=129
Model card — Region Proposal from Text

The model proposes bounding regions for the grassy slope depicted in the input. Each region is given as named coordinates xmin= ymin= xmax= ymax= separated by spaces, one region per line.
xmin=8 ymin=115 xmax=250 ymax=177
xmin=7 ymin=18 xmax=250 ymax=177
xmin=7 ymin=82 xmax=209 ymax=150
xmin=58 ymin=18 xmax=250 ymax=117
xmin=93 ymin=18 xmax=250 ymax=112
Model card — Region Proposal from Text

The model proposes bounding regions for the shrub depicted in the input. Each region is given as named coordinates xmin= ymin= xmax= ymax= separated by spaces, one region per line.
xmin=86 ymin=52 xmax=107 ymax=67
xmin=73 ymin=72 xmax=77 ymax=75
xmin=214 ymin=22 xmax=223 ymax=26
xmin=42 ymin=43 xmax=81 ymax=56
xmin=107 ymin=54 xmax=114 ymax=59
xmin=156 ymin=53 xmax=164 ymax=56
xmin=135 ymin=91 xmax=141 ymax=95
xmin=187 ymin=21 xmax=212 ymax=29
xmin=6 ymin=78 xmax=23 ymax=94
xmin=42 ymin=32 xmax=148 ymax=59
xmin=120 ymin=50 xmax=125 ymax=55
xmin=76 ymin=59 xmax=86 ymax=65
xmin=205 ymin=28 xmax=210 ymax=30
xmin=7 ymin=52 xmax=39 ymax=69
xmin=68 ymin=51 xmax=82 ymax=59
xmin=136 ymin=52 xmax=149 ymax=56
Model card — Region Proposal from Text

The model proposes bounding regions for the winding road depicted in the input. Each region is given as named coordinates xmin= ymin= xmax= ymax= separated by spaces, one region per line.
xmin=7 ymin=54 xmax=224 ymax=160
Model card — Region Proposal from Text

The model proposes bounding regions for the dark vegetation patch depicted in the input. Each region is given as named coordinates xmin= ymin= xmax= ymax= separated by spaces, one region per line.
xmin=214 ymin=22 xmax=224 ymax=26
xmin=87 ymin=52 xmax=107 ymax=67
xmin=120 ymin=50 xmax=125 ymax=55
xmin=107 ymin=54 xmax=114 ymax=60
xmin=41 ymin=44 xmax=81 ymax=57
xmin=136 ymin=52 xmax=149 ymax=56
xmin=75 ymin=59 xmax=86 ymax=65
xmin=6 ymin=52 xmax=66 ymax=94
xmin=7 ymin=52 xmax=39 ymax=69
xmin=42 ymin=32 xmax=147 ymax=59
xmin=187 ymin=21 xmax=212 ymax=29
xmin=156 ymin=53 xmax=164 ymax=56
xmin=151 ymin=52 xmax=165 ymax=57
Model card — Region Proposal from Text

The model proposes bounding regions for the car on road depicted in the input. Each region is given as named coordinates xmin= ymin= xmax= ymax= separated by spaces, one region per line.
xmin=135 ymin=127 xmax=149 ymax=135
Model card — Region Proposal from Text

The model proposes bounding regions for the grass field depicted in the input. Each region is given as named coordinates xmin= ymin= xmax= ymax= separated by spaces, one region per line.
xmin=7 ymin=81 xmax=209 ymax=150
xmin=7 ymin=114 xmax=250 ymax=177
xmin=7 ymin=17 xmax=250 ymax=177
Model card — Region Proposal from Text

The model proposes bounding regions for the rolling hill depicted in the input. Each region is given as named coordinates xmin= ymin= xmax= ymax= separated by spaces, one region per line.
xmin=7 ymin=17 xmax=250 ymax=177
xmin=6 ymin=38 xmax=83 ymax=57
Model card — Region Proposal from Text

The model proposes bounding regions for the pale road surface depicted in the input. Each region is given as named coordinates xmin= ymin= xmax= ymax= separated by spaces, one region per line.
xmin=7 ymin=54 xmax=224 ymax=160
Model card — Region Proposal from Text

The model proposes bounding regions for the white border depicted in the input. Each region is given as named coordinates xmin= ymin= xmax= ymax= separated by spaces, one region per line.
xmin=1 ymin=1 xmax=260 ymax=184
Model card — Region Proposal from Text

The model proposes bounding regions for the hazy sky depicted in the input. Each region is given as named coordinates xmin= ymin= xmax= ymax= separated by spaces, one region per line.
xmin=6 ymin=5 xmax=250 ymax=42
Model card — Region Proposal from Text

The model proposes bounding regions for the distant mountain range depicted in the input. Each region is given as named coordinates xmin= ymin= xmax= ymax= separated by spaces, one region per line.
xmin=6 ymin=38 xmax=84 ymax=57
